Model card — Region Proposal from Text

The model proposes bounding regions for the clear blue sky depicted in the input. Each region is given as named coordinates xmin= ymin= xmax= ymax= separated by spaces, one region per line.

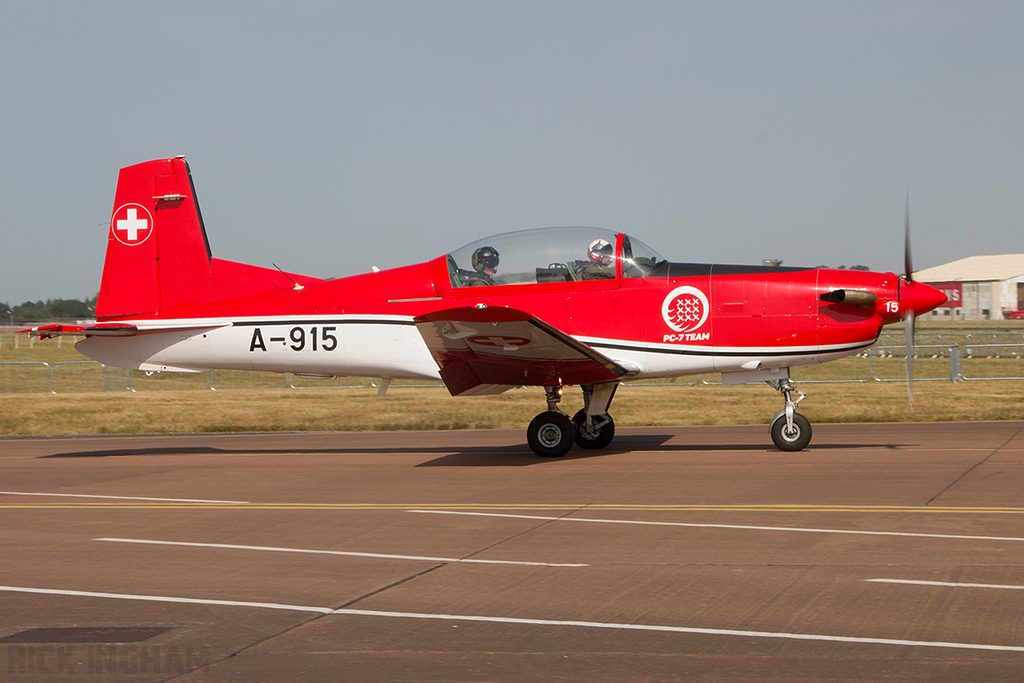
xmin=2 ymin=1 xmax=1022 ymax=305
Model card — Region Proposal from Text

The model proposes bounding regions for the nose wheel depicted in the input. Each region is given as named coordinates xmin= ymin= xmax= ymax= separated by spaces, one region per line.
xmin=767 ymin=376 xmax=812 ymax=451
xmin=769 ymin=411 xmax=811 ymax=451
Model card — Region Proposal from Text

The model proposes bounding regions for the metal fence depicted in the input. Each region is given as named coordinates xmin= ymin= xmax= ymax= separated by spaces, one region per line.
xmin=0 ymin=362 xmax=381 ymax=395
xmin=4 ymin=344 xmax=1024 ymax=395
xmin=5 ymin=323 xmax=1024 ymax=394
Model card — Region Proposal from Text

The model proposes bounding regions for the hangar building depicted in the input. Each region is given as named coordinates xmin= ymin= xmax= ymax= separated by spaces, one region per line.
xmin=914 ymin=254 xmax=1024 ymax=321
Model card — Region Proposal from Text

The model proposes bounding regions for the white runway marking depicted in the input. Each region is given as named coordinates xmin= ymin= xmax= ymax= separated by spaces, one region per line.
xmin=331 ymin=608 xmax=1024 ymax=652
xmin=0 ymin=585 xmax=331 ymax=613
xmin=410 ymin=510 xmax=1024 ymax=543
xmin=868 ymin=579 xmax=1024 ymax=590
xmin=95 ymin=537 xmax=589 ymax=567
xmin=2 ymin=585 xmax=1022 ymax=653
xmin=0 ymin=491 xmax=249 ymax=504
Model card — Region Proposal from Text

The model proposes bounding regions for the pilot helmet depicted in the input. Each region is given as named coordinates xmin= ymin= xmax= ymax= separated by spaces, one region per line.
xmin=588 ymin=238 xmax=613 ymax=263
xmin=472 ymin=246 xmax=500 ymax=273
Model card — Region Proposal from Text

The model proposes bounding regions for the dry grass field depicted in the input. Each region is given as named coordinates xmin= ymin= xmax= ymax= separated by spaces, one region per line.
xmin=3 ymin=381 xmax=1024 ymax=436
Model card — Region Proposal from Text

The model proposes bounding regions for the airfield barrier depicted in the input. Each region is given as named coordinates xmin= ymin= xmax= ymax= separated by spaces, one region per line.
xmin=4 ymin=322 xmax=1024 ymax=394
xmin=1 ymin=344 xmax=1020 ymax=394
xmin=0 ymin=361 xmax=375 ymax=395
xmin=959 ymin=345 xmax=1024 ymax=380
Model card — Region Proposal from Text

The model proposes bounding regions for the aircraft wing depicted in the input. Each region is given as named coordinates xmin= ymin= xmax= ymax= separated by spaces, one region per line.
xmin=414 ymin=306 xmax=629 ymax=396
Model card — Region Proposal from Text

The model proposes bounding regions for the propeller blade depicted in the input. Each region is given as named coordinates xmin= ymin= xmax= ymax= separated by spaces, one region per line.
xmin=904 ymin=194 xmax=913 ymax=281
xmin=905 ymin=309 xmax=915 ymax=411
xmin=904 ymin=195 xmax=915 ymax=410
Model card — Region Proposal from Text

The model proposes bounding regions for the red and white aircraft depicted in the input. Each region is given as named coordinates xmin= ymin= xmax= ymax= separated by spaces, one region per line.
xmin=26 ymin=157 xmax=946 ymax=456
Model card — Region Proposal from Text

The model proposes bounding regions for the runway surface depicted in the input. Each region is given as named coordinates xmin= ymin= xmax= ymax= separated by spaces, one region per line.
xmin=2 ymin=421 xmax=1024 ymax=681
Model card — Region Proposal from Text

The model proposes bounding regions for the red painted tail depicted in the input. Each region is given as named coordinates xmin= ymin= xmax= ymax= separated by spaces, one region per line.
xmin=97 ymin=157 xmax=214 ymax=319
xmin=96 ymin=157 xmax=318 ymax=321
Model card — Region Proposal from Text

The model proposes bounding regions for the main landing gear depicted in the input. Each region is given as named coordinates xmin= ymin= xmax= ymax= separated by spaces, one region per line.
xmin=767 ymin=376 xmax=812 ymax=451
xmin=527 ymin=383 xmax=618 ymax=457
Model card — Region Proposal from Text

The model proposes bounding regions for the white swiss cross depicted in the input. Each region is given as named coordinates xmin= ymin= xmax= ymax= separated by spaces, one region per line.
xmin=117 ymin=208 xmax=148 ymax=241
xmin=110 ymin=203 xmax=154 ymax=246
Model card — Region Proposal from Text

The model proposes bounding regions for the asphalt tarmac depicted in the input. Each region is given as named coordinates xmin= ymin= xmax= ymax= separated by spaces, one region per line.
xmin=2 ymin=421 xmax=1024 ymax=682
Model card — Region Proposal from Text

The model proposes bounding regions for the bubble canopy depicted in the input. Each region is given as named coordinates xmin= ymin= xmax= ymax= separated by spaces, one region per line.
xmin=446 ymin=227 xmax=666 ymax=288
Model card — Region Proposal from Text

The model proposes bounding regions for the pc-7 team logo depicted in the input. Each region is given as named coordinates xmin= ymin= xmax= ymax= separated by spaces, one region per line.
xmin=662 ymin=286 xmax=709 ymax=340
xmin=110 ymin=203 xmax=154 ymax=246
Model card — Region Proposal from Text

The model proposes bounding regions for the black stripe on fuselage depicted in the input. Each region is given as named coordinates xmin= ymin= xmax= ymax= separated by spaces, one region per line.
xmin=231 ymin=319 xmax=416 ymax=327
xmin=586 ymin=339 xmax=875 ymax=359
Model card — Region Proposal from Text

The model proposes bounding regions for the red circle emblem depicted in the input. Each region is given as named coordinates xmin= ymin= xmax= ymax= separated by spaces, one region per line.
xmin=662 ymin=286 xmax=709 ymax=333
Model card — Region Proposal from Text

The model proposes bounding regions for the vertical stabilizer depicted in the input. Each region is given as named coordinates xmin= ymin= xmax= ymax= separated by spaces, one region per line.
xmin=96 ymin=157 xmax=213 ymax=319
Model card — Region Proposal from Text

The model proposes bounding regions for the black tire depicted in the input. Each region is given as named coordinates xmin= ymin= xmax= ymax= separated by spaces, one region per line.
xmin=527 ymin=412 xmax=576 ymax=457
xmin=572 ymin=409 xmax=615 ymax=450
xmin=770 ymin=412 xmax=812 ymax=451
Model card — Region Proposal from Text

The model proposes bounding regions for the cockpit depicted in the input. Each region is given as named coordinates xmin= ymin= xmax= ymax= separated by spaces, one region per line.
xmin=446 ymin=227 xmax=666 ymax=288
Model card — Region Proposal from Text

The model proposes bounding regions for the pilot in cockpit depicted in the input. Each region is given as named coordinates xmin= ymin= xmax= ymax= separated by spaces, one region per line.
xmin=461 ymin=246 xmax=500 ymax=286
xmin=578 ymin=238 xmax=615 ymax=280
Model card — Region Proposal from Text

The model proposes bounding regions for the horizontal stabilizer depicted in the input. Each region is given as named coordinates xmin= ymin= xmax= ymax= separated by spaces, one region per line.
xmin=20 ymin=321 xmax=229 ymax=340
xmin=414 ymin=306 xmax=627 ymax=395
xmin=20 ymin=323 xmax=138 ymax=339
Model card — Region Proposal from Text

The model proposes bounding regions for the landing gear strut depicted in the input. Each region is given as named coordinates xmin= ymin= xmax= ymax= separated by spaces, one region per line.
xmin=572 ymin=383 xmax=617 ymax=450
xmin=526 ymin=382 xmax=619 ymax=457
xmin=767 ymin=375 xmax=812 ymax=451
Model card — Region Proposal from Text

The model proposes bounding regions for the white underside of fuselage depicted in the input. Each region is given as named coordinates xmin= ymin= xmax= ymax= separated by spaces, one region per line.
xmin=75 ymin=315 xmax=874 ymax=384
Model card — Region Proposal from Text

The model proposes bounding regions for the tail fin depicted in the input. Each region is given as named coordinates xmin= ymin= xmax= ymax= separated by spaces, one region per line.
xmin=97 ymin=157 xmax=322 ymax=320
xmin=97 ymin=157 xmax=213 ymax=319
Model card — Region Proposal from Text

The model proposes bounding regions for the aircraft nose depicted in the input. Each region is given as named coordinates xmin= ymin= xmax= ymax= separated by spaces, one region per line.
xmin=899 ymin=279 xmax=948 ymax=318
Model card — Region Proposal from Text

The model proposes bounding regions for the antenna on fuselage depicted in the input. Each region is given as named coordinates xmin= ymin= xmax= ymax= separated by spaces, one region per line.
xmin=272 ymin=263 xmax=304 ymax=291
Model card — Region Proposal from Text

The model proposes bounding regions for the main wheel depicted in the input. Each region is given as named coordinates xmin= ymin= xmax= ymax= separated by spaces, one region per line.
xmin=527 ymin=412 xmax=576 ymax=457
xmin=770 ymin=412 xmax=812 ymax=451
xmin=572 ymin=409 xmax=615 ymax=450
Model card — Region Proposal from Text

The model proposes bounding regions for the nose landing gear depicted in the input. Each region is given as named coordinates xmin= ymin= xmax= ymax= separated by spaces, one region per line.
xmin=767 ymin=376 xmax=812 ymax=451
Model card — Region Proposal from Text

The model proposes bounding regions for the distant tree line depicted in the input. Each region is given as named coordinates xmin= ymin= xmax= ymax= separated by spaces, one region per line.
xmin=0 ymin=296 xmax=97 ymax=323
